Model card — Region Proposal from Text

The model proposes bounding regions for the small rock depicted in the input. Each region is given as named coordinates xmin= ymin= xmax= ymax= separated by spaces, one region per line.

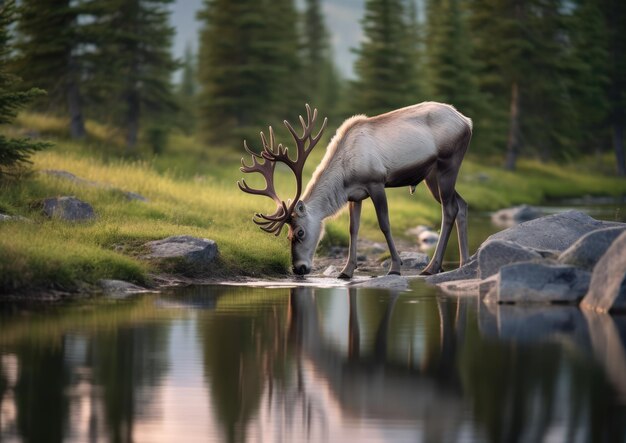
xmin=406 ymin=225 xmax=439 ymax=252
xmin=485 ymin=210 xmax=620 ymax=253
xmin=350 ymin=274 xmax=409 ymax=290
xmin=357 ymin=254 xmax=367 ymax=262
xmin=98 ymin=279 xmax=152 ymax=297
xmin=559 ymin=226 xmax=626 ymax=271
xmin=42 ymin=196 xmax=96 ymax=221
xmin=323 ymin=265 xmax=338 ymax=276
xmin=0 ymin=213 xmax=12 ymax=221
xmin=493 ymin=262 xmax=591 ymax=304
xmin=144 ymin=235 xmax=218 ymax=266
xmin=382 ymin=251 xmax=429 ymax=270
xmin=425 ymin=259 xmax=479 ymax=284
xmin=581 ymin=231 xmax=626 ymax=313
xmin=478 ymin=240 xmax=542 ymax=279
xmin=491 ymin=204 xmax=542 ymax=227
xmin=124 ymin=191 xmax=149 ymax=202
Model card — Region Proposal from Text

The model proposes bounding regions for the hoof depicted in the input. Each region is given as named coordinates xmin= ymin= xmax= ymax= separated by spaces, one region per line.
xmin=387 ymin=271 xmax=401 ymax=276
xmin=419 ymin=270 xmax=433 ymax=276
xmin=338 ymin=273 xmax=352 ymax=280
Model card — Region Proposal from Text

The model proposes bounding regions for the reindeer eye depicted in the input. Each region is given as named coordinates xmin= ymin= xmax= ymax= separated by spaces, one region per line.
xmin=297 ymin=228 xmax=305 ymax=239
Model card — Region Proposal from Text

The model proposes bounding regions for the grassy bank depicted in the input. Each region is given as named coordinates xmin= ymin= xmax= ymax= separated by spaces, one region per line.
xmin=1 ymin=114 xmax=625 ymax=294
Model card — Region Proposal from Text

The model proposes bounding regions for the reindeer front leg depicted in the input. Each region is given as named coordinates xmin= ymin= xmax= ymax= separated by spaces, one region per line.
xmin=369 ymin=185 xmax=402 ymax=275
xmin=339 ymin=201 xmax=362 ymax=279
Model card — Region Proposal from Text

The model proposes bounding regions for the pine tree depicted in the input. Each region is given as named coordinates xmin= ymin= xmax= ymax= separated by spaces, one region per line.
xmin=602 ymin=0 xmax=626 ymax=175
xmin=14 ymin=0 xmax=87 ymax=138
xmin=93 ymin=0 xmax=178 ymax=151
xmin=0 ymin=1 xmax=49 ymax=178
xmin=176 ymin=43 xmax=198 ymax=135
xmin=301 ymin=0 xmax=343 ymax=121
xmin=350 ymin=0 xmax=418 ymax=116
xmin=197 ymin=0 xmax=302 ymax=145
xmin=567 ymin=0 xmax=610 ymax=155
xmin=424 ymin=0 xmax=479 ymax=117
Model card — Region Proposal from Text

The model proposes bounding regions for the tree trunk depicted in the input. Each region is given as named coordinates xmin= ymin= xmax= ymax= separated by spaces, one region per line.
xmin=505 ymin=81 xmax=520 ymax=171
xmin=66 ymin=58 xmax=85 ymax=139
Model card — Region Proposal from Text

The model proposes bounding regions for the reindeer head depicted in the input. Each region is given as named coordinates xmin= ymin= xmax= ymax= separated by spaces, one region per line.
xmin=238 ymin=105 xmax=327 ymax=276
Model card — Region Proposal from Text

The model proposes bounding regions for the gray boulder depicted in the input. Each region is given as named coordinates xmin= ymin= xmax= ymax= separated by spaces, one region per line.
xmin=559 ymin=226 xmax=626 ymax=271
xmin=478 ymin=240 xmax=542 ymax=279
xmin=98 ymin=279 xmax=152 ymax=297
xmin=42 ymin=196 xmax=96 ymax=221
xmin=145 ymin=235 xmax=218 ymax=266
xmin=491 ymin=204 xmax=542 ymax=227
xmin=485 ymin=210 xmax=619 ymax=253
xmin=382 ymin=251 xmax=429 ymax=270
xmin=425 ymin=259 xmax=479 ymax=284
xmin=487 ymin=262 xmax=591 ymax=304
xmin=581 ymin=231 xmax=626 ymax=313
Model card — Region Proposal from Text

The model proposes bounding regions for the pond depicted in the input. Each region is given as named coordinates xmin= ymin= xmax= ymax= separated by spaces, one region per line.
xmin=1 ymin=200 xmax=626 ymax=443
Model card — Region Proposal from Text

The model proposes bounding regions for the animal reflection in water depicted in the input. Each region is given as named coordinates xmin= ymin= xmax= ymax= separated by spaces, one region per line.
xmin=276 ymin=287 xmax=626 ymax=442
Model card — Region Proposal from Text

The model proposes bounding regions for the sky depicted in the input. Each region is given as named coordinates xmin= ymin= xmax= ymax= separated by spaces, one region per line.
xmin=170 ymin=0 xmax=364 ymax=79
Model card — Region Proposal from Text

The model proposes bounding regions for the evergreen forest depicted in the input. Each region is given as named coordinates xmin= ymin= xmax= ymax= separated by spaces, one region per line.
xmin=2 ymin=0 xmax=625 ymax=172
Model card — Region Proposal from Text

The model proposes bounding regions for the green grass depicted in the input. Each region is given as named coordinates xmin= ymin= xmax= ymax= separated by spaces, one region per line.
xmin=1 ymin=113 xmax=625 ymax=294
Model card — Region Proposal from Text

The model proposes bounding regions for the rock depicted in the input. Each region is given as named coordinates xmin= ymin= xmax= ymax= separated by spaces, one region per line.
xmin=382 ymin=251 xmax=429 ymax=270
xmin=485 ymin=210 xmax=619 ymax=253
xmin=559 ymin=226 xmax=626 ymax=271
xmin=368 ymin=242 xmax=387 ymax=255
xmin=491 ymin=204 xmax=542 ymax=227
xmin=581 ymin=231 xmax=626 ymax=313
xmin=406 ymin=225 xmax=439 ymax=251
xmin=0 ymin=213 xmax=31 ymax=223
xmin=123 ymin=191 xmax=149 ymax=202
xmin=98 ymin=279 xmax=152 ymax=297
xmin=351 ymin=274 xmax=409 ymax=290
xmin=145 ymin=235 xmax=218 ymax=266
xmin=478 ymin=240 xmax=542 ymax=279
xmin=492 ymin=262 xmax=591 ymax=304
xmin=42 ymin=196 xmax=96 ymax=221
xmin=425 ymin=259 xmax=479 ymax=284
xmin=323 ymin=265 xmax=338 ymax=277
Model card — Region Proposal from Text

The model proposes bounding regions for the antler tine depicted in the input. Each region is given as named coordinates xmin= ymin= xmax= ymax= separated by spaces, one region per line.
xmin=239 ymin=135 xmax=292 ymax=235
xmin=238 ymin=105 xmax=328 ymax=236
xmin=239 ymin=140 xmax=282 ymax=206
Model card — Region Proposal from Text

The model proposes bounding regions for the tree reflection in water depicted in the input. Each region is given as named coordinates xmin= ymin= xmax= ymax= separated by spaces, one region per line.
xmin=0 ymin=284 xmax=625 ymax=442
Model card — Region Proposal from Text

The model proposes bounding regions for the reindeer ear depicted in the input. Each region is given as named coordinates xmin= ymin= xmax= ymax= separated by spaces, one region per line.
xmin=295 ymin=201 xmax=307 ymax=217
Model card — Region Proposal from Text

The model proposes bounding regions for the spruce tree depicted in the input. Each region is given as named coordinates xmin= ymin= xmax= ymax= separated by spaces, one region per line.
xmin=176 ymin=43 xmax=198 ymax=135
xmin=93 ymin=0 xmax=178 ymax=151
xmin=424 ymin=0 xmax=479 ymax=118
xmin=350 ymin=0 xmax=418 ymax=116
xmin=567 ymin=0 xmax=610 ymax=155
xmin=197 ymin=0 xmax=302 ymax=145
xmin=14 ymin=0 xmax=86 ymax=138
xmin=0 ymin=1 xmax=49 ymax=178
xmin=602 ymin=0 xmax=626 ymax=175
xmin=301 ymin=0 xmax=342 ymax=117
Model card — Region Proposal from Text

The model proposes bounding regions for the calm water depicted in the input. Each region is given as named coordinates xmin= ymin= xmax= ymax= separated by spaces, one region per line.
xmin=1 ymin=201 xmax=626 ymax=443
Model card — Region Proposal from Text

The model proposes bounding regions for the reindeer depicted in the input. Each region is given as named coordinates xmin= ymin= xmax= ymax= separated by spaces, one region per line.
xmin=238 ymin=102 xmax=472 ymax=278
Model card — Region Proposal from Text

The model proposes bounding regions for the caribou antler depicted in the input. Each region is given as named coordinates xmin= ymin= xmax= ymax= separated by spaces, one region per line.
xmin=238 ymin=104 xmax=327 ymax=236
